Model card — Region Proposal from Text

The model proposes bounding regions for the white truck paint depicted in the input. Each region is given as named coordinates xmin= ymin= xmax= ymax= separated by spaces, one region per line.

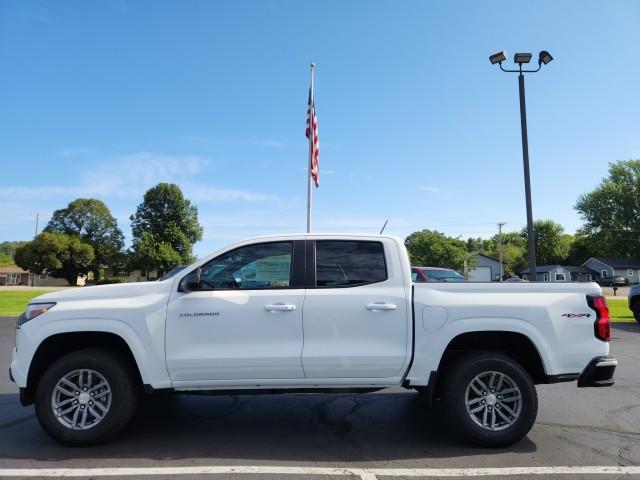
xmin=9 ymin=233 xmax=616 ymax=446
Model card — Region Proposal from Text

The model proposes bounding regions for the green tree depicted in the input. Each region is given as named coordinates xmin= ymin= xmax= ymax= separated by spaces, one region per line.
xmin=14 ymin=232 xmax=94 ymax=285
xmin=405 ymin=230 xmax=469 ymax=271
xmin=0 ymin=253 xmax=13 ymax=266
xmin=129 ymin=232 xmax=183 ymax=276
xmin=130 ymin=183 xmax=202 ymax=274
xmin=0 ymin=241 xmax=28 ymax=263
xmin=575 ymin=159 xmax=640 ymax=258
xmin=566 ymin=230 xmax=600 ymax=265
xmin=465 ymin=237 xmax=488 ymax=254
xmin=480 ymin=232 xmax=528 ymax=275
xmin=521 ymin=220 xmax=573 ymax=265
xmin=44 ymin=198 xmax=124 ymax=279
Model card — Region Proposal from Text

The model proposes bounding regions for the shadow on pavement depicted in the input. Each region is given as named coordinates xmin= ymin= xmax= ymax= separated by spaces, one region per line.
xmin=612 ymin=322 xmax=640 ymax=334
xmin=0 ymin=391 xmax=536 ymax=462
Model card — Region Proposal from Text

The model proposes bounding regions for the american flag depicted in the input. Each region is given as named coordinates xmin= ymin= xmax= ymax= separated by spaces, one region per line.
xmin=306 ymin=85 xmax=319 ymax=188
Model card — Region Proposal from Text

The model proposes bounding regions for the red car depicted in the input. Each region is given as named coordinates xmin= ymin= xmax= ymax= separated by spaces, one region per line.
xmin=412 ymin=266 xmax=466 ymax=283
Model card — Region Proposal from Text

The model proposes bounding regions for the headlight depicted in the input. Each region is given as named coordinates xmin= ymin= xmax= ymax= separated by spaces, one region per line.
xmin=17 ymin=302 xmax=56 ymax=328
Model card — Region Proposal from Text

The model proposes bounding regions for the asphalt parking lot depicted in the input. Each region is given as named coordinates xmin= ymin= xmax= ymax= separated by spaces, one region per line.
xmin=1 ymin=316 xmax=639 ymax=479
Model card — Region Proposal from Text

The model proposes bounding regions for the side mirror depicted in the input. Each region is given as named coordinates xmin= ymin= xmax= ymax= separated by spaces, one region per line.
xmin=179 ymin=268 xmax=201 ymax=292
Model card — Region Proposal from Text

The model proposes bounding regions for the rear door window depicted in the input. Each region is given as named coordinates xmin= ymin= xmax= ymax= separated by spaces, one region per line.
xmin=315 ymin=241 xmax=387 ymax=287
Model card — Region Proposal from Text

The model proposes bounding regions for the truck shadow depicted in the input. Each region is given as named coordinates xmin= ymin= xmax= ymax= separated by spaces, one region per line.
xmin=0 ymin=390 xmax=536 ymax=462
xmin=612 ymin=322 xmax=640 ymax=334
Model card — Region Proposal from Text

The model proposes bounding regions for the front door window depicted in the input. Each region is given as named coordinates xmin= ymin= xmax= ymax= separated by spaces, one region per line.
xmin=198 ymin=242 xmax=292 ymax=290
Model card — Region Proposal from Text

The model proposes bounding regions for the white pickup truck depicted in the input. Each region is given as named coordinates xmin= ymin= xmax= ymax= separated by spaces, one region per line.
xmin=10 ymin=234 xmax=616 ymax=447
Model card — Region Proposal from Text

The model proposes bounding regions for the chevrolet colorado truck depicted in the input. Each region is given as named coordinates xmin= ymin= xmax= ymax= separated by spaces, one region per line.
xmin=10 ymin=234 xmax=617 ymax=447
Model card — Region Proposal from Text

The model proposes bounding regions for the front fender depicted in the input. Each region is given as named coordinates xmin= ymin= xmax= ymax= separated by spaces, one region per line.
xmin=14 ymin=316 xmax=172 ymax=389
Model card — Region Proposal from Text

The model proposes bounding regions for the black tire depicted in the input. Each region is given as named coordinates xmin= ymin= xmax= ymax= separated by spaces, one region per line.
xmin=632 ymin=302 xmax=640 ymax=323
xmin=441 ymin=351 xmax=538 ymax=448
xmin=34 ymin=348 xmax=141 ymax=446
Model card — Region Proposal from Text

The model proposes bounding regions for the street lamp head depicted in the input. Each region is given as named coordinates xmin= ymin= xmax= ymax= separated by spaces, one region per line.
xmin=489 ymin=51 xmax=507 ymax=64
xmin=538 ymin=50 xmax=553 ymax=65
xmin=514 ymin=52 xmax=533 ymax=64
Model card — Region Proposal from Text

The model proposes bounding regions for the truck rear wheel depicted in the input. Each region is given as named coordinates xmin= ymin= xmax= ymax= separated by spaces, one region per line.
xmin=632 ymin=302 xmax=640 ymax=323
xmin=34 ymin=348 xmax=140 ymax=446
xmin=441 ymin=352 xmax=537 ymax=447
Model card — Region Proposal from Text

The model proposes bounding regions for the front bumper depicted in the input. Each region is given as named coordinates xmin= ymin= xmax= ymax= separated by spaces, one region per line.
xmin=578 ymin=356 xmax=617 ymax=387
xmin=10 ymin=343 xmax=28 ymax=388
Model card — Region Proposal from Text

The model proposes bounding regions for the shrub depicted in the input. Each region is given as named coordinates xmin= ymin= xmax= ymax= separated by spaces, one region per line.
xmin=96 ymin=278 xmax=126 ymax=285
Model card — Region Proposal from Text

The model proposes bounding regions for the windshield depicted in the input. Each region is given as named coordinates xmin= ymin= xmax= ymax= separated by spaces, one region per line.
xmin=158 ymin=266 xmax=187 ymax=281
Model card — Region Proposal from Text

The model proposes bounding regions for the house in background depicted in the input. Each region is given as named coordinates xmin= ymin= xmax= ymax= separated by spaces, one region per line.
xmin=521 ymin=265 xmax=575 ymax=282
xmin=0 ymin=266 xmax=84 ymax=286
xmin=467 ymin=253 xmax=502 ymax=282
xmin=582 ymin=257 xmax=640 ymax=284
xmin=565 ymin=265 xmax=598 ymax=282
xmin=0 ymin=266 xmax=30 ymax=286
xmin=101 ymin=268 xmax=159 ymax=282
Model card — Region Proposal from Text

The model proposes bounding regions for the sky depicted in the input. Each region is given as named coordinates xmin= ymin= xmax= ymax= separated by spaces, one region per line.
xmin=1 ymin=0 xmax=639 ymax=257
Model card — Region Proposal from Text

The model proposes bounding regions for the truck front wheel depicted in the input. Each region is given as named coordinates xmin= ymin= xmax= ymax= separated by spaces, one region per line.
xmin=34 ymin=348 xmax=140 ymax=446
xmin=441 ymin=352 xmax=538 ymax=447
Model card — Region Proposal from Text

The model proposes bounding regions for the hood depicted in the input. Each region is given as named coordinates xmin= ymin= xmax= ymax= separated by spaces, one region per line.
xmin=32 ymin=280 xmax=175 ymax=304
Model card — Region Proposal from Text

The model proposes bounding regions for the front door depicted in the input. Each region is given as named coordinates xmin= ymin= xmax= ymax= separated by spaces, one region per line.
xmin=301 ymin=240 xmax=410 ymax=379
xmin=165 ymin=240 xmax=306 ymax=382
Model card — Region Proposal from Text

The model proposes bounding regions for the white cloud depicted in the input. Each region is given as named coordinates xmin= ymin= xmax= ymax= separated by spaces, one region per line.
xmin=1 ymin=152 xmax=279 ymax=204
xmin=418 ymin=185 xmax=441 ymax=192
xmin=1 ymin=185 xmax=99 ymax=200
xmin=81 ymin=152 xmax=209 ymax=197
xmin=183 ymin=183 xmax=280 ymax=203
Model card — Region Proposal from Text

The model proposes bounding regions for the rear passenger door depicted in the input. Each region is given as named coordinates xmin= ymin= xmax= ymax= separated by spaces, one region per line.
xmin=301 ymin=239 xmax=410 ymax=379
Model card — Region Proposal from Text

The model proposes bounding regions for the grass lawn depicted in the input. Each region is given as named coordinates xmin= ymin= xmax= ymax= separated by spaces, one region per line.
xmin=0 ymin=291 xmax=49 ymax=316
xmin=607 ymin=297 xmax=636 ymax=323
xmin=0 ymin=290 xmax=636 ymax=323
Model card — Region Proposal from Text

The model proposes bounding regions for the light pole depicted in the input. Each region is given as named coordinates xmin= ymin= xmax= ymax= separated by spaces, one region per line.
xmin=489 ymin=50 xmax=553 ymax=282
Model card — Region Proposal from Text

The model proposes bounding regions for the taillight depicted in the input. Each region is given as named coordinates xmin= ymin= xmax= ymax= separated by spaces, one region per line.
xmin=587 ymin=295 xmax=611 ymax=342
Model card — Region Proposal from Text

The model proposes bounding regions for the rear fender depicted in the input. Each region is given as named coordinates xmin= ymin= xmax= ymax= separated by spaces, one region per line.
xmin=407 ymin=316 xmax=552 ymax=384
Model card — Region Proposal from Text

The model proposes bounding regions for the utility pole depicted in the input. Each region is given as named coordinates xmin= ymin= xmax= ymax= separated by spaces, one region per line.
xmin=31 ymin=213 xmax=40 ymax=287
xmin=498 ymin=222 xmax=506 ymax=282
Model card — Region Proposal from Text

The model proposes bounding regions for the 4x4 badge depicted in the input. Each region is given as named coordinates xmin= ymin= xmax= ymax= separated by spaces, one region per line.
xmin=561 ymin=313 xmax=592 ymax=318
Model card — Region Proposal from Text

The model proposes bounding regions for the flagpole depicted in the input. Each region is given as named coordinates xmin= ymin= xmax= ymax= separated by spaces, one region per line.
xmin=306 ymin=62 xmax=315 ymax=233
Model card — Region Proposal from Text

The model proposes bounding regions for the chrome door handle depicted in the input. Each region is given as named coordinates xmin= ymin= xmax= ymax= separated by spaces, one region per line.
xmin=366 ymin=302 xmax=398 ymax=311
xmin=265 ymin=303 xmax=297 ymax=312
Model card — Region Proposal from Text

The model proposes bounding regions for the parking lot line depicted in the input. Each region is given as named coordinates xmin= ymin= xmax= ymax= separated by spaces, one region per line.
xmin=1 ymin=465 xmax=640 ymax=478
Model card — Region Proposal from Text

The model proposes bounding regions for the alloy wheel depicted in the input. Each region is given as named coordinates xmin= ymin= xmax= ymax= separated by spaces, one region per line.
xmin=51 ymin=369 xmax=112 ymax=430
xmin=464 ymin=370 xmax=522 ymax=431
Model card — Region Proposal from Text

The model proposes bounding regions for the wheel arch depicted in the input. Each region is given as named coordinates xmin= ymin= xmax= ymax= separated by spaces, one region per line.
xmin=23 ymin=331 xmax=144 ymax=405
xmin=437 ymin=330 xmax=547 ymax=384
